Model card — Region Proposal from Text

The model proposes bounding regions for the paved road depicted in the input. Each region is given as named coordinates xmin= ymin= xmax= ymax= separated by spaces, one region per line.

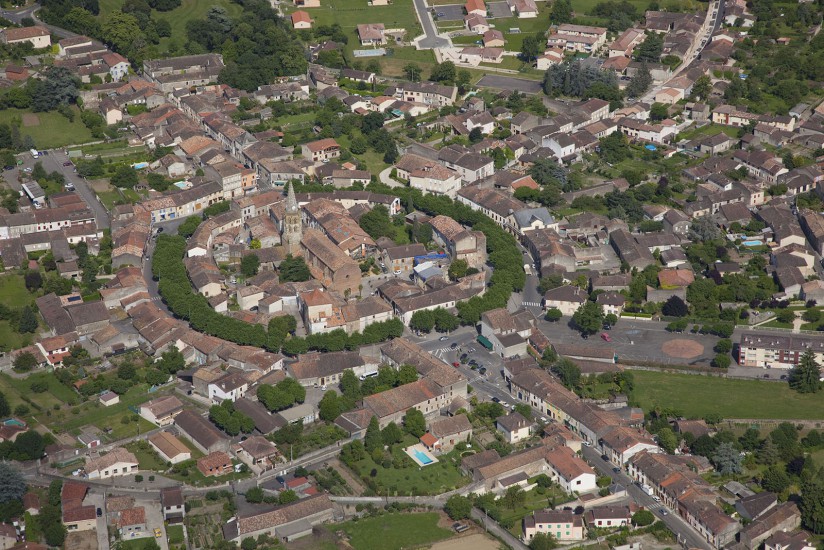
xmin=0 ymin=3 xmax=77 ymax=39
xmin=36 ymin=149 xmax=111 ymax=229
xmin=581 ymin=446 xmax=712 ymax=550
xmin=411 ymin=0 xmax=452 ymax=49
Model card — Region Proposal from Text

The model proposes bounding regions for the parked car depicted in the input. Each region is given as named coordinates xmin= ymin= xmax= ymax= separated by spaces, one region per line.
xmin=439 ymin=336 xmax=448 ymax=341
xmin=601 ymin=332 xmax=611 ymax=342
xmin=96 ymin=508 xmax=102 ymax=518
xmin=491 ymin=397 xmax=501 ymax=403
xmin=154 ymin=528 xmax=162 ymax=538
xmin=479 ymin=367 xmax=487 ymax=375
xmin=63 ymin=161 xmax=73 ymax=166
xmin=452 ymin=362 xmax=460 ymax=367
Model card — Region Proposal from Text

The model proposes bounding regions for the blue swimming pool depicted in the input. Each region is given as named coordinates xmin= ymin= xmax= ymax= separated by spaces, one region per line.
xmin=413 ymin=449 xmax=433 ymax=465
xmin=742 ymin=240 xmax=762 ymax=247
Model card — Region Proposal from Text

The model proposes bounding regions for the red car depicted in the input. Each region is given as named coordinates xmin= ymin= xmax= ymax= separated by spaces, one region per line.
xmin=452 ymin=362 xmax=460 ymax=367
xmin=601 ymin=333 xmax=611 ymax=342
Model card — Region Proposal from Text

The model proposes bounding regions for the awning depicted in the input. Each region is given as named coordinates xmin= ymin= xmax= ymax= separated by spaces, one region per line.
xmin=476 ymin=335 xmax=493 ymax=350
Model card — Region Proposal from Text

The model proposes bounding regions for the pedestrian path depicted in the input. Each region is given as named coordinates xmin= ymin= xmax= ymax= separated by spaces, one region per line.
xmin=521 ymin=301 xmax=542 ymax=308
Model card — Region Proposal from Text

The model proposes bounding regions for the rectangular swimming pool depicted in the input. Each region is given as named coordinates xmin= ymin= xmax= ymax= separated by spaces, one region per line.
xmin=413 ymin=449 xmax=433 ymax=465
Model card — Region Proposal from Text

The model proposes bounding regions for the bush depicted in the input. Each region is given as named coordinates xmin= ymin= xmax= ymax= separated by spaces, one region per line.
xmin=632 ymin=510 xmax=655 ymax=526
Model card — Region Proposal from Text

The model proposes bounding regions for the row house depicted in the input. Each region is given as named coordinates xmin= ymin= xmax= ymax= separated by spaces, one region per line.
xmin=456 ymin=185 xmax=525 ymax=234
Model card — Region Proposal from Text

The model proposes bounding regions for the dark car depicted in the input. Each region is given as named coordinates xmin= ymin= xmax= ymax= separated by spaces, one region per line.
xmin=479 ymin=367 xmax=487 ymax=375
xmin=460 ymin=353 xmax=468 ymax=361
xmin=3 ymin=166 xmax=12 ymax=171
xmin=601 ymin=454 xmax=609 ymax=461
xmin=156 ymin=227 xmax=164 ymax=233
xmin=491 ymin=397 xmax=501 ymax=403
xmin=96 ymin=507 xmax=102 ymax=517
xmin=450 ymin=342 xmax=458 ymax=349
xmin=63 ymin=161 xmax=73 ymax=166
xmin=612 ymin=467 xmax=621 ymax=473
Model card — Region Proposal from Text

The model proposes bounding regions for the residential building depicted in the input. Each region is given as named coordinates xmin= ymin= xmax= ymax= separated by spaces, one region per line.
xmin=148 ymin=431 xmax=191 ymax=464
xmin=85 ymin=447 xmax=138 ymax=479
xmin=140 ymin=395 xmax=184 ymax=426
xmin=543 ymin=285 xmax=587 ymax=316
xmin=161 ymin=487 xmax=185 ymax=523
xmin=197 ymin=451 xmax=233 ymax=477
xmin=523 ymin=510 xmax=585 ymax=542
xmin=174 ymin=409 xmax=229 ymax=454
xmin=496 ymin=412 xmax=531 ymax=443
xmin=0 ymin=27 xmax=51 ymax=49
xmin=222 ymin=494 xmax=335 ymax=543
xmin=427 ymin=414 xmax=473 ymax=452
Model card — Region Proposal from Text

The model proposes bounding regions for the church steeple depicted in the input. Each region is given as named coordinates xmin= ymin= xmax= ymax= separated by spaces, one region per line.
xmin=286 ymin=182 xmax=298 ymax=213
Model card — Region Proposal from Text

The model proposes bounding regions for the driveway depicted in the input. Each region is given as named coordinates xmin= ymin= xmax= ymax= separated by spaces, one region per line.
xmin=141 ymin=497 xmax=170 ymax=550
xmin=487 ymin=2 xmax=512 ymax=18
xmin=476 ymin=75 xmax=543 ymax=94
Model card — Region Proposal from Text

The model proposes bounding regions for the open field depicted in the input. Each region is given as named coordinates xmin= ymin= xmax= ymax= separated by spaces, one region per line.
xmin=631 ymin=370 xmax=824 ymax=420
xmin=283 ymin=0 xmax=422 ymax=42
xmin=0 ymin=322 xmax=27 ymax=352
xmin=337 ymin=512 xmax=453 ymax=550
xmin=430 ymin=533 xmax=502 ymax=550
xmin=0 ymin=108 xmax=95 ymax=150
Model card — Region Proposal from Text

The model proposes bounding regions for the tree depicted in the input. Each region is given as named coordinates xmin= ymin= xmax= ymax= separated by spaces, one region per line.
xmin=538 ymin=274 xmax=564 ymax=294
xmin=632 ymin=510 xmax=655 ymax=526
xmin=529 ymin=533 xmax=558 ymax=550
xmin=501 ymin=486 xmax=526 ymax=509
xmin=24 ymin=271 xmax=42 ymax=292
xmin=689 ymin=215 xmax=723 ymax=242
xmin=156 ymin=347 xmax=185 ymax=374
xmin=404 ymin=63 xmax=421 ymax=82
xmin=800 ymin=473 xmax=824 ymax=534
xmin=551 ymin=359 xmax=581 ymax=389
xmin=0 ymin=464 xmax=25 ymax=504
xmin=650 ymin=102 xmax=669 ymax=121
xmin=403 ymin=408 xmax=425 ymax=437
xmin=448 ymin=259 xmax=468 ymax=280
xmin=397 ymin=364 xmax=418 ymax=385
xmin=100 ymin=11 xmax=142 ymax=55
xmin=240 ymin=254 xmax=260 ymax=278
xmin=279 ymin=255 xmax=311 ymax=282
xmin=359 ymin=204 xmax=394 ymax=240
xmin=712 ymin=354 xmax=731 ymax=369
xmin=545 ymin=308 xmax=563 ymax=322
xmin=434 ymin=308 xmax=459 ymax=332
xmin=691 ymin=75 xmax=711 ymax=100
xmin=278 ymin=490 xmax=299 ymax=505
xmin=549 ymin=0 xmax=572 ymax=24
xmin=761 ymin=466 xmax=791 ymax=493
xmin=790 ymin=349 xmax=821 ymax=393
xmin=456 ymin=70 xmax=472 ymax=94
xmin=657 ymin=428 xmax=679 ymax=454
xmin=111 ymin=165 xmax=139 ymax=189
xmin=18 ymin=306 xmax=38 ymax=333
xmin=13 ymin=353 xmax=36 ymax=373
xmin=14 ymin=431 xmax=45 ymax=460
xmin=636 ymin=32 xmax=663 ymax=62
xmin=429 ymin=61 xmax=456 ymax=83
xmin=410 ymin=310 xmax=436 ymax=333
xmin=30 ymin=67 xmax=79 ymax=112
xmin=468 ymin=127 xmax=483 ymax=144
xmin=244 ymin=487 xmax=264 ymax=503
xmin=712 ymin=442 xmax=743 ymax=475
xmin=364 ymin=416 xmax=382 ymax=452
xmin=625 ymin=64 xmax=651 ymax=98
xmin=520 ymin=34 xmax=542 ymax=62
xmin=318 ymin=392 xmax=343 ymax=422
xmin=572 ymin=301 xmax=603 ymax=336
xmin=381 ymin=422 xmax=403 ymax=446
xmin=444 ymin=495 xmax=472 ymax=520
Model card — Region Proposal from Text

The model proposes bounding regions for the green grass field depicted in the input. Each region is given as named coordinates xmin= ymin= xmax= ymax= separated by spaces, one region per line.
xmin=0 ymin=275 xmax=34 ymax=308
xmin=0 ymin=108 xmax=95 ymax=150
xmin=338 ymin=512 xmax=453 ymax=550
xmin=166 ymin=525 xmax=185 ymax=545
xmin=0 ymin=322 xmax=27 ymax=352
xmin=284 ymin=0 xmax=422 ymax=40
xmin=632 ymin=370 xmax=824 ymax=420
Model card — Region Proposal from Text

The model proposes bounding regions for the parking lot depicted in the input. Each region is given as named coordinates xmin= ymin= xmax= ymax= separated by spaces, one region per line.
xmin=433 ymin=4 xmax=465 ymax=21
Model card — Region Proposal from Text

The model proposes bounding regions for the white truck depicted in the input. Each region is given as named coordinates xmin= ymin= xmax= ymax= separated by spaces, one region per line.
xmin=641 ymin=484 xmax=655 ymax=496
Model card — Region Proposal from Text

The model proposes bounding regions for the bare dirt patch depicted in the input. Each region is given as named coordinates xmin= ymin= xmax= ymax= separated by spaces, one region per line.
xmin=65 ymin=530 xmax=98 ymax=550
xmin=88 ymin=179 xmax=113 ymax=193
xmin=662 ymin=339 xmax=704 ymax=359
xmin=22 ymin=113 xmax=40 ymax=127
xmin=429 ymin=533 xmax=501 ymax=550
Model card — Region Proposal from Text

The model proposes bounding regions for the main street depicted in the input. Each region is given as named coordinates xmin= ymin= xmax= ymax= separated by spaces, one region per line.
xmin=582 ymin=446 xmax=713 ymax=550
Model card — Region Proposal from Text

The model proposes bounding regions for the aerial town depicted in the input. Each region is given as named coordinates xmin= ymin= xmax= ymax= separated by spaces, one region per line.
xmin=0 ymin=0 xmax=821 ymax=549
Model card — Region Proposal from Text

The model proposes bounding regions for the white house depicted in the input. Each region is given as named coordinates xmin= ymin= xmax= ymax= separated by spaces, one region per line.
xmin=496 ymin=412 xmax=531 ymax=443
xmin=543 ymin=285 xmax=587 ymax=316
xmin=545 ymin=446 xmax=597 ymax=494
xmin=208 ymin=371 xmax=249 ymax=403
xmin=85 ymin=448 xmax=139 ymax=479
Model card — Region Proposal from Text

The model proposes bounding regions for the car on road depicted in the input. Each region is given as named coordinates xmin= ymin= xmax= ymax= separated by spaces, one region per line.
xmin=491 ymin=397 xmax=501 ymax=403
xmin=438 ymin=12 xmax=445 ymax=16
xmin=154 ymin=528 xmax=162 ymax=538
xmin=450 ymin=342 xmax=458 ymax=349
xmin=23 ymin=167 xmax=31 ymax=172
xmin=3 ymin=166 xmax=12 ymax=171
xmin=660 ymin=508 xmax=668 ymax=516
xmin=63 ymin=161 xmax=73 ymax=166
xmin=652 ymin=495 xmax=661 ymax=502
xmin=601 ymin=332 xmax=611 ymax=342
xmin=452 ymin=362 xmax=460 ymax=367
xmin=479 ymin=367 xmax=487 ymax=375
xmin=439 ymin=336 xmax=448 ymax=341
xmin=601 ymin=454 xmax=609 ymax=461
xmin=612 ymin=467 xmax=621 ymax=473
xmin=96 ymin=508 xmax=102 ymax=517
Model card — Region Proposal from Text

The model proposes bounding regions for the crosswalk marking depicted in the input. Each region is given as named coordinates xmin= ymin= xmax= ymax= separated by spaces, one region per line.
xmin=522 ymin=301 xmax=543 ymax=308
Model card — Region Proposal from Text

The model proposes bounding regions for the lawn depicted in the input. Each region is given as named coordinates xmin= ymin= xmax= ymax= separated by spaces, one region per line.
xmin=0 ymin=108 xmax=95 ymax=150
xmin=0 ymin=321 xmax=28 ymax=353
xmin=3 ymin=371 xmax=77 ymax=409
xmin=345 ymin=436 xmax=469 ymax=495
xmin=125 ymin=441 xmax=169 ymax=472
xmin=0 ymin=274 xmax=33 ymax=308
xmin=631 ymin=370 xmax=824 ymax=420
xmin=118 ymin=538 xmax=157 ymax=550
xmin=166 ymin=525 xmax=185 ymax=545
xmin=54 ymin=384 xmax=159 ymax=440
xmin=337 ymin=512 xmax=453 ymax=550
xmin=98 ymin=0 xmax=243 ymax=52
